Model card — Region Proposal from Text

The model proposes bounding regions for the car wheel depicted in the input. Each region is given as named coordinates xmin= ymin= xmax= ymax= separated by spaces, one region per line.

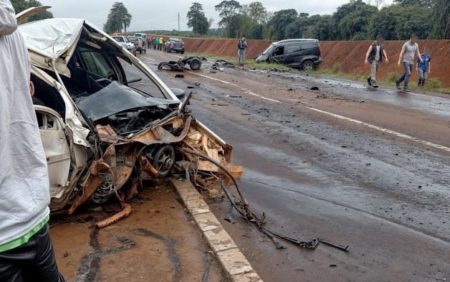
xmin=189 ymin=59 xmax=201 ymax=71
xmin=151 ymin=145 xmax=176 ymax=177
xmin=302 ymin=60 xmax=314 ymax=71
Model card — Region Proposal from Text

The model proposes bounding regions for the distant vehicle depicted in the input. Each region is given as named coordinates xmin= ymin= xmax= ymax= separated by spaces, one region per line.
xmin=134 ymin=32 xmax=147 ymax=40
xmin=256 ymin=39 xmax=322 ymax=70
xmin=165 ymin=38 xmax=185 ymax=54
xmin=112 ymin=35 xmax=136 ymax=56
xmin=128 ymin=36 xmax=146 ymax=54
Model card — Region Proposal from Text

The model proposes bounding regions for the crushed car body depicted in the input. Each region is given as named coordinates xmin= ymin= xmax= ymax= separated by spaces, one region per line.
xmin=17 ymin=14 xmax=242 ymax=223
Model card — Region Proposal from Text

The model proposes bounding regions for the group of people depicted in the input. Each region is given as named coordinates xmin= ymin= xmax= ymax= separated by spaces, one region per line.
xmin=146 ymin=36 xmax=166 ymax=51
xmin=365 ymin=34 xmax=431 ymax=92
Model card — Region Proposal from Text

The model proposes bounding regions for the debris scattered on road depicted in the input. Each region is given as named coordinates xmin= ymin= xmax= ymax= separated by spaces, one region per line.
xmin=175 ymin=74 xmax=184 ymax=78
xmin=158 ymin=56 xmax=204 ymax=72
xmin=310 ymin=86 xmax=320 ymax=91
xmin=212 ymin=59 xmax=235 ymax=70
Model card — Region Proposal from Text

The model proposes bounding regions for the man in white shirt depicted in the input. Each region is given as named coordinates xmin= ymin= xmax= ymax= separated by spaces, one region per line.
xmin=0 ymin=1 xmax=64 ymax=280
xmin=396 ymin=34 xmax=422 ymax=92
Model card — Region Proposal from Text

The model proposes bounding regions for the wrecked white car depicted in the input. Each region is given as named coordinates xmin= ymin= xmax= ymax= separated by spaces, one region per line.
xmin=17 ymin=14 xmax=241 ymax=225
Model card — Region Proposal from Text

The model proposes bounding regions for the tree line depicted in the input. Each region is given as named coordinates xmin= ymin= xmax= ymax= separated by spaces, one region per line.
xmin=187 ymin=0 xmax=450 ymax=40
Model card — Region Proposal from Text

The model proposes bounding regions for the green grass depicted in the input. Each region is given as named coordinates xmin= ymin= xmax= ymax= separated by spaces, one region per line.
xmin=316 ymin=66 xmax=450 ymax=94
xmin=184 ymin=51 xmax=450 ymax=94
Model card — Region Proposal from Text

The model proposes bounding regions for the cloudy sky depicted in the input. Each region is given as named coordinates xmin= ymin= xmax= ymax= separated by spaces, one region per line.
xmin=41 ymin=0 xmax=393 ymax=31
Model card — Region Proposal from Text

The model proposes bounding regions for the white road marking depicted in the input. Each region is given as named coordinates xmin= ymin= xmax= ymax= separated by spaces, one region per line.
xmin=190 ymin=72 xmax=281 ymax=103
xmin=303 ymin=106 xmax=450 ymax=153
xmin=190 ymin=71 xmax=450 ymax=154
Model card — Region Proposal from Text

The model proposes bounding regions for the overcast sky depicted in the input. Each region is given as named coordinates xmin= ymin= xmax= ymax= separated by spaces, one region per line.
xmin=41 ymin=0 xmax=393 ymax=31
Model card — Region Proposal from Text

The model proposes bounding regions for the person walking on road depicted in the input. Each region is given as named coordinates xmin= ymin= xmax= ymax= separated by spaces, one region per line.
xmin=417 ymin=47 xmax=431 ymax=87
xmin=237 ymin=37 xmax=248 ymax=66
xmin=364 ymin=35 xmax=389 ymax=88
xmin=396 ymin=34 xmax=422 ymax=92
xmin=155 ymin=36 xmax=160 ymax=50
xmin=160 ymin=37 xmax=165 ymax=51
xmin=0 ymin=1 xmax=65 ymax=281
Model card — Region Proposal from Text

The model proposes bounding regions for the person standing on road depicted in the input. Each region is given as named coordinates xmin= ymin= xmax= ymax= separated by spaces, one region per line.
xmin=237 ymin=37 xmax=248 ymax=66
xmin=364 ymin=35 xmax=389 ymax=88
xmin=155 ymin=36 xmax=160 ymax=50
xmin=417 ymin=47 xmax=431 ymax=87
xmin=396 ymin=34 xmax=422 ymax=92
xmin=160 ymin=37 xmax=164 ymax=51
xmin=0 ymin=1 xmax=65 ymax=281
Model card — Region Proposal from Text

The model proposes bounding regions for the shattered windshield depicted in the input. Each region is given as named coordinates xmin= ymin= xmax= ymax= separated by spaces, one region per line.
xmin=118 ymin=57 xmax=167 ymax=99
xmin=76 ymin=81 xmax=178 ymax=122
xmin=262 ymin=44 xmax=275 ymax=55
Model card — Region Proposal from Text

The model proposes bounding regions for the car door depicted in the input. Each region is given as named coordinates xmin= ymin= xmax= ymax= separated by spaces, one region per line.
xmin=270 ymin=45 xmax=286 ymax=63
xmin=35 ymin=105 xmax=71 ymax=199
xmin=284 ymin=43 xmax=304 ymax=67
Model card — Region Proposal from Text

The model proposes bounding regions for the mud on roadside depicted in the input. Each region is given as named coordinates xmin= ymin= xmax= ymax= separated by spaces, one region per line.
xmin=50 ymin=184 xmax=225 ymax=282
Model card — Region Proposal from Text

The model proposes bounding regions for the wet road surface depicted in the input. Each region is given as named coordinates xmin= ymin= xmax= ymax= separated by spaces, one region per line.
xmin=50 ymin=184 xmax=224 ymax=282
xmin=141 ymin=49 xmax=450 ymax=282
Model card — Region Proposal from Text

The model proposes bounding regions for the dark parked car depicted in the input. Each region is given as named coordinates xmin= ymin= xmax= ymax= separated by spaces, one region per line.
xmin=165 ymin=38 xmax=185 ymax=54
xmin=256 ymin=39 xmax=322 ymax=70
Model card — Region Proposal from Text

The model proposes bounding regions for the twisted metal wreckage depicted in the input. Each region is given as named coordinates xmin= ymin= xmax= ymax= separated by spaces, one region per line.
xmin=16 ymin=9 xmax=242 ymax=228
xmin=18 ymin=8 xmax=348 ymax=252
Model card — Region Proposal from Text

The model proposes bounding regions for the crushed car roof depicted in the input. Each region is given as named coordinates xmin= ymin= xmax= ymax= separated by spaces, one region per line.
xmin=19 ymin=18 xmax=84 ymax=60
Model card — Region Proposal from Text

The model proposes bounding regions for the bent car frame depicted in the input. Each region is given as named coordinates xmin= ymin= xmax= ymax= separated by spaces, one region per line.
xmin=17 ymin=12 xmax=241 ymax=222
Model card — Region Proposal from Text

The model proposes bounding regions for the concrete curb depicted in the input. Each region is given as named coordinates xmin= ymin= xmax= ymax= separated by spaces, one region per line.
xmin=171 ymin=179 xmax=263 ymax=282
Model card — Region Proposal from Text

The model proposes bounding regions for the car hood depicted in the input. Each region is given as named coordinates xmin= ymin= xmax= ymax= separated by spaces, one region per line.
xmin=76 ymin=81 xmax=178 ymax=122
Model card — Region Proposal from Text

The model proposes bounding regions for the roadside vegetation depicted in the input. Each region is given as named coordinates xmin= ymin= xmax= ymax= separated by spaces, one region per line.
xmin=186 ymin=51 xmax=450 ymax=94
xmin=172 ymin=0 xmax=448 ymax=41
xmin=315 ymin=64 xmax=450 ymax=94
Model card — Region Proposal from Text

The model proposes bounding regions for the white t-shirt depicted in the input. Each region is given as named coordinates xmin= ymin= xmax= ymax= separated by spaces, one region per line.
xmin=375 ymin=45 xmax=381 ymax=61
xmin=0 ymin=0 xmax=50 ymax=247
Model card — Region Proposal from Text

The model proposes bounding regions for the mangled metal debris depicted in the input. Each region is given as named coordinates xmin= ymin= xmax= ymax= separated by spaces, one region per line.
xmin=212 ymin=59 xmax=235 ymax=71
xmin=158 ymin=56 xmax=205 ymax=72
xmin=18 ymin=13 xmax=240 ymax=227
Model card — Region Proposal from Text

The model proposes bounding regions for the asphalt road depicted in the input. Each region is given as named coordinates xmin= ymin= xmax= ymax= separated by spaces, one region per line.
xmin=140 ymin=49 xmax=450 ymax=282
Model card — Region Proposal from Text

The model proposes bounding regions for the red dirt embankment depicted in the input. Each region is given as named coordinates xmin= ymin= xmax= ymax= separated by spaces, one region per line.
xmin=183 ymin=38 xmax=450 ymax=87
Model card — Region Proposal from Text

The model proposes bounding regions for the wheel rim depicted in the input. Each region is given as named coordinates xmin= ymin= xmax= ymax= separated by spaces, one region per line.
xmin=152 ymin=145 xmax=175 ymax=177
xmin=303 ymin=61 xmax=313 ymax=71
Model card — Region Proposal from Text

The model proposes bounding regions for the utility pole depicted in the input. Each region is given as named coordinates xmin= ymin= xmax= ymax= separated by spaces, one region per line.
xmin=178 ymin=12 xmax=180 ymax=31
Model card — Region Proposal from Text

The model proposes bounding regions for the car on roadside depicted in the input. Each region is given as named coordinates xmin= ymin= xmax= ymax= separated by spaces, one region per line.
xmin=134 ymin=32 xmax=147 ymax=40
xmin=112 ymin=35 xmax=136 ymax=56
xmin=256 ymin=39 xmax=322 ymax=71
xmin=16 ymin=9 xmax=239 ymax=217
xmin=165 ymin=38 xmax=185 ymax=54
xmin=128 ymin=35 xmax=146 ymax=54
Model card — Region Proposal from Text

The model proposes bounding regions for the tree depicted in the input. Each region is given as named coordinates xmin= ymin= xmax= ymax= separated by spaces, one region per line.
xmin=332 ymin=0 xmax=377 ymax=40
xmin=187 ymin=2 xmax=209 ymax=34
xmin=431 ymin=0 xmax=450 ymax=39
xmin=215 ymin=0 xmax=242 ymax=27
xmin=266 ymin=9 xmax=298 ymax=40
xmin=393 ymin=0 xmax=433 ymax=8
xmin=246 ymin=1 xmax=268 ymax=24
xmin=369 ymin=3 xmax=432 ymax=39
xmin=103 ymin=2 xmax=132 ymax=34
xmin=11 ymin=0 xmax=53 ymax=22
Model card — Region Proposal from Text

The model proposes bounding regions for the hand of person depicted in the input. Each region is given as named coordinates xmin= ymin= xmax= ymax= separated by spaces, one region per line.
xmin=365 ymin=59 xmax=368 ymax=64
xmin=385 ymin=58 xmax=389 ymax=63
xmin=397 ymin=61 xmax=401 ymax=66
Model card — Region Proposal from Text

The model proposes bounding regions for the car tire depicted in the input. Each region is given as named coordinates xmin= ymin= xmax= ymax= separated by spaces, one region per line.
xmin=302 ymin=60 xmax=314 ymax=71
xmin=189 ymin=59 xmax=201 ymax=71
